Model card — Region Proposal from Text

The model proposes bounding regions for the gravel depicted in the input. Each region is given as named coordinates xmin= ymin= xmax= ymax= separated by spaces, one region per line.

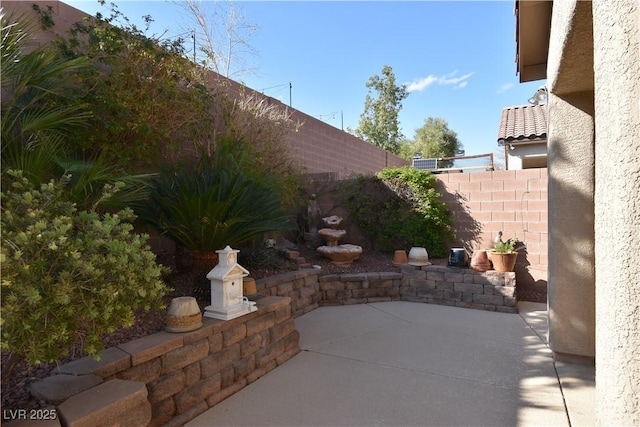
xmin=1 ymin=244 xmax=544 ymax=413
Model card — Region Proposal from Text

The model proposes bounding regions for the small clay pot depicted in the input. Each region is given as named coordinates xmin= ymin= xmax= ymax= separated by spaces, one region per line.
xmin=470 ymin=250 xmax=492 ymax=271
xmin=392 ymin=250 xmax=408 ymax=267
xmin=165 ymin=297 xmax=202 ymax=333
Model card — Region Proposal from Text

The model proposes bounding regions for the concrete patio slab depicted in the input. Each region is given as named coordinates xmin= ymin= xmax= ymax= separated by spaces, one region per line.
xmin=187 ymin=301 xmax=593 ymax=427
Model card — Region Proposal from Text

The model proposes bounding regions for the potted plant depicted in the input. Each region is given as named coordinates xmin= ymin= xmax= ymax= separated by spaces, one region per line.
xmin=490 ymin=234 xmax=525 ymax=272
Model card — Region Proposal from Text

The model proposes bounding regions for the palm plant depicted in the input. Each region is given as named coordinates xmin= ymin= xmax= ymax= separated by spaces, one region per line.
xmin=1 ymin=12 xmax=90 ymax=179
xmin=1 ymin=11 xmax=153 ymax=211
xmin=139 ymin=143 xmax=294 ymax=271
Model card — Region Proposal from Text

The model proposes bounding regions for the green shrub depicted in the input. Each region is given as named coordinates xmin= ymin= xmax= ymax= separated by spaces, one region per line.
xmin=0 ymin=171 xmax=170 ymax=372
xmin=138 ymin=144 xmax=294 ymax=267
xmin=338 ymin=167 xmax=452 ymax=257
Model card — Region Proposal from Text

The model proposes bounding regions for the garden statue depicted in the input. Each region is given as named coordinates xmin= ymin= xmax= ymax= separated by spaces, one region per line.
xmin=304 ymin=193 xmax=324 ymax=248
xmin=307 ymin=193 xmax=322 ymax=234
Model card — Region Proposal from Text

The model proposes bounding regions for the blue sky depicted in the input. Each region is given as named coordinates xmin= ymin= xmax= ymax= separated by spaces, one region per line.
xmin=66 ymin=1 xmax=546 ymax=158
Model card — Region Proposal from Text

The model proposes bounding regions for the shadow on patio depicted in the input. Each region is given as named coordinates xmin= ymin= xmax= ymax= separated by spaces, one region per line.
xmin=187 ymin=301 xmax=593 ymax=426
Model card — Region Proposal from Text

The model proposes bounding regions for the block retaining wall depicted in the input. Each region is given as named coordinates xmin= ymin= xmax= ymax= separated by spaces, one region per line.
xmin=257 ymin=266 xmax=517 ymax=315
xmin=27 ymin=267 xmax=516 ymax=427
xmin=25 ymin=297 xmax=298 ymax=427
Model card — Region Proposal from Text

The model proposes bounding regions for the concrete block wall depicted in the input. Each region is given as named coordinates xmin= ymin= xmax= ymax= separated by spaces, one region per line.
xmin=435 ymin=169 xmax=548 ymax=292
xmin=24 ymin=268 xmax=520 ymax=427
xmin=5 ymin=0 xmax=408 ymax=181
xmin=286 ymin=110 xmax=408 ymax=179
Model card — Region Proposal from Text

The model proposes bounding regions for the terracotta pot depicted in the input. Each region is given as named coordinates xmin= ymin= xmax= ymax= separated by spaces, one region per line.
xmin=470 ymin=250 xmax=491 ymax=271
xmin=243 ymin=277 xmax=258 ymax=297
xmin=165 ymin=297 xmax=202 ymax=333
xmin=392 ymin=250 xmax=408 ymax=267
xmin=490 ymin=251 xmax=518 ymax=272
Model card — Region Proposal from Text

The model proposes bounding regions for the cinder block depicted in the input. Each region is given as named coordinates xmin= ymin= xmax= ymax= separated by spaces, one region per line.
xmin=270 ymin=319 xmax=296 ymax=342
xmin=117 ymin=358 xmax=161 ymax=384
xmin=222 ymin=324 xmax=247 ymax=347
xmin=245 ymin=312 xmax=276 ymax=336
xmin=200 ymin=345 xmax=240 ymax=378
xmin=150 ymin=396 xmax=175 ymax=427
xmin=481 ymin=180 xmax=504 ymax=192
xmin=492 ymin=190 xmax=516 ymax=201
xmin=473 ymin=294 xmax=504 ymax=306
xmin=454 ymin=283 xmax=484 ymax=294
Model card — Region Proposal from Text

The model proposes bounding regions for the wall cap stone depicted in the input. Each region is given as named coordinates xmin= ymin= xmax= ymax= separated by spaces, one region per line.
xmin=54 ymin=347 xmax=130 ymax=378
xmin=117 ymin=332 xmax=184 ymax=366
xmin=29 ymin=374 xmax=103 ymax=405
xmin=57 ymin=379 xmax=149 ymax=427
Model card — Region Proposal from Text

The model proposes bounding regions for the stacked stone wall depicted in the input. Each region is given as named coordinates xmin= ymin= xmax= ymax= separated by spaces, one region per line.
xmin=319 ymin=272 xmax=403 ymax=305
xmin=257 ymin=267 xmax=517 ymax=316
xmin=26 ymin=267 xmax=518 ymax=427
xmin=256 ymin=269 xmax=322 ymax=317
xmin=27 ymin=297 xmax=297 ymax=427
xmin=400 ymin=265 xmax=517 ymax=313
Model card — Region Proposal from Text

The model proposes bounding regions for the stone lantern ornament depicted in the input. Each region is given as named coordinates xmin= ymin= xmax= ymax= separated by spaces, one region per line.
xmin=204 ymin=246 xmax=258 ymax=320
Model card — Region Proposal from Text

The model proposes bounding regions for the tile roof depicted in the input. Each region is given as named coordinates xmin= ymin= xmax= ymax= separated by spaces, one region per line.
xmin=497 ymin=104 xmax=547 ymax=142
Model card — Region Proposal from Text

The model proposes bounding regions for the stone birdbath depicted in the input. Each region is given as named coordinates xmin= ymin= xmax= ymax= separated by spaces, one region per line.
xmin=317 ymin=215 xmax=362 ymax=265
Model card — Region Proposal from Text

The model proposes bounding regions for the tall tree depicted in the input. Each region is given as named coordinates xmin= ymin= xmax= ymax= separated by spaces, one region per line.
xmin=355 ymin=65 xmax=409 ymax=154
xmin=399 ymin=117 xmax=463 ymax=160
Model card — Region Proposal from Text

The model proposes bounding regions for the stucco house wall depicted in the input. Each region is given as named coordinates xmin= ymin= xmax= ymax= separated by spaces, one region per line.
xmin=497 ymin=103 xmax=547 ymax=170
xmin=591 ymin=1 xmax=639 ymax=423
xmin=506 ymin=143 xmax=547 ymax=170
xmin=519 ymin=0 xmax=639 ymax=424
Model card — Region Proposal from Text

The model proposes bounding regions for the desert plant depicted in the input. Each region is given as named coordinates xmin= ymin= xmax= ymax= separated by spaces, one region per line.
xmin=218 ymin=88 xmax=306 ymax=209
xmin=0 ymin=171 xmax=170 ymax=381
xmin=338 ymin=167 xmax=452 ymax=257
xmin=138 ymin=143 xmax=294 ymax=270
xmin=1 ymin=11 xmax=154 ymax=212
xmin=46 ymin=2 xmax=216 ymax=170
xmin=493 ymin=236 xmax=526 ymax=253
xmin=1 ymin=11 xmax=91 ymax=186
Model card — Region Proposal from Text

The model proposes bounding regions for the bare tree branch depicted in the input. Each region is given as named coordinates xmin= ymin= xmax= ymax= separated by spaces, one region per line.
xmin=176 ymin=0 xmax=259 ymax=79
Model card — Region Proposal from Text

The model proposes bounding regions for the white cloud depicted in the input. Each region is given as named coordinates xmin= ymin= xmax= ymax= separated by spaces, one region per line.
xmin=497 ymin=82 xmax=515 ymax=93
xmin=406 ymin=71 xmax=474 ymax=92
xmin=406 ymin=75 xmax=438 ymax=92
